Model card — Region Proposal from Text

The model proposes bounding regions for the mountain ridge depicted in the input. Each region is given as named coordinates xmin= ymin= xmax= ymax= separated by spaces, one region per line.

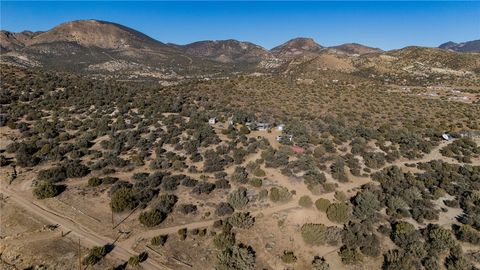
xmin=1 ymin=19 xmax=479 ymax=80
xmin=439 ymin=39 xmax=480 ymax=53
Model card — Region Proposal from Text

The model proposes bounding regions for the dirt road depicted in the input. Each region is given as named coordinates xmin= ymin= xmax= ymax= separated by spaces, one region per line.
xmin=121 ymin=200 xmax=300 ymax=249
xmin=0 ymin=184 xmax=170 ymax=270
xmin=1 ymin=178 xmax=300 ymax=269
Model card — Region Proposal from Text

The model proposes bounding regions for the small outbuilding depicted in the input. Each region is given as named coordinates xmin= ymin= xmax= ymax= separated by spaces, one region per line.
xmin=276 ymin=135 xmax=293 ymax=142
xmin=442 ymin=133 xmax=453 ymax=141
xmin=209 ymin=117 xmax=217 ymax=125
xmin=277 ymin=124 xmax=285 ymax=131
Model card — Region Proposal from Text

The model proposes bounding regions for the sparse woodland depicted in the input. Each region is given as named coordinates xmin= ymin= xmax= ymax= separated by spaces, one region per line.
xmin=1 ymin=62 xmax=480 ymax=269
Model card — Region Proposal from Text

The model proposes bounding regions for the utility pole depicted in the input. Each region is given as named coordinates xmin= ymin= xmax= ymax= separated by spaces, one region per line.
xmin=78 ymin=238 xmax=81 ymax=270
xmin=9 ymin=164 xmax=17 ymax=185
xmin=111 ymin=208 xmax=114 ymax=229
xmin=12 ymin=164 xmax=17 ymax=178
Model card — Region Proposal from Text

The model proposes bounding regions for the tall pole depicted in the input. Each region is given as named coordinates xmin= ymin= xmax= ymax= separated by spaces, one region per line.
xmin=78 ymin=238 xmax=81 ymax=270
xmin=111 ymin=208 xmax=114 ymax=229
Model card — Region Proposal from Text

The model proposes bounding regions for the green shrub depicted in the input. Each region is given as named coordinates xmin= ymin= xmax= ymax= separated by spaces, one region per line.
xmin=253 ymin=167 xmax=266 ymax=177
xmin=315 ymin=198 xmax=331 ymax=212
xmin=216 ymin=244 xmax=256 ymax=270
xmin=322 ymin=182 xmax=336 ymax=193
xmin=227 ymin=189 xmax=249 ymax=209
xmin=213 ymin=231 xmax=236 ymax=249
xmin=82 ymin=245 xmax=107 ymax=266
xmin=326 ymin=203 xmax=351 ymax=223
xmin=312 ymin=256 xmax=330 ymax=270
xmin=88 ymin=177 xmax=102 ymax=187
xmin=425 ymin=225 xmax=456 ymax=253
xmin=269 ymin=187 xmax=292 ymax=203
xmin=330 ymin=158 xmax=348 ymax=182
xmin=281 ymin=250 xmax=297 ymax=264
xmin=239 ymin=126 xmax=250 ymax=135
xmin=128 ymin=255 xmax=140 ymax=266
xmin=440 ymin=137 xmax=479 ymax=163
xmin=110 ymin=188 xmax=137 ymax=212
xmin=249 ymin=178 xmax=263 ymax=188
xmin=313 ymin=146 xmax=326 ymax=158
xmin=128 ymin=251 xmax=148 ymax=266
xmin=139 ymin=209 xmax=166 ymax=227
xmin=258 ymin=189 xmax=268 ymax=200
xmin=338 ymin=246 xmax=363 ymax=265
xmin=391 ymin=221 xmax=418 ymax=248
xmin=151 ymin=235 xmax=168 ymax=246
xmin=155 ymin=193 xmax=178 ymax=213
xmin=38 ymin=166 xmax=66 ymax=183
xmin=216 ymin=202 xmax=234 ymax=216
xmin=453 ymin=224 xmax=480 ymax=245
xmin=198 ymin=228 xmax=207 ymax=236
xmin=178 ymin=228 xmax=187 ymax=240
xmin=33 ymin=181 xmax=62 ymax=199
xmin=299 ymin=195 xmax=313 ymax=208
xmin=304 ymin=170 xmax=327 ymax=191
xmin=301 ymin=223 xmax=327 ymax=245
xmin=231 ymin=166 xmax=248 ymax=183
xmin=228 ymin=212 xmax=255 ymax=229
xmin=352 ymin=190 xmax=380 ymax=219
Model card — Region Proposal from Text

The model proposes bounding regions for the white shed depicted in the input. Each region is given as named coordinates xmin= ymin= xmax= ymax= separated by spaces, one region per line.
xmin=442 ymin=133 xmax=453 ymax=141
xmin=209 ymin=117 xmax=217 ymax=125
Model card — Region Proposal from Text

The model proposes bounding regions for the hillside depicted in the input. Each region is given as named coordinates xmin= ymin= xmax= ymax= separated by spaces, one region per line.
xmin=180 ymin=39 xmax=274 ymax=63
xmin=1 ymin=20 xmax=479 ymax=82
xmin=330 ymin=43 xmax=383 ymax=55
xmin=271 ymin=37 xmax=324 ymax=58
xmin=439 ymin=39 xmax=480 ymax=53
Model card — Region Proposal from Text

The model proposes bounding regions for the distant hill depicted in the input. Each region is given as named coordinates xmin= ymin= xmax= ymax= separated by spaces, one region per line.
xmin=271 ymin=38 xmax=324 ymax=58
xmin=439 ymin=39 xmax=480 ymax=53
xmin=1 ymin=19 xmax=478 ymax=80
xmin=0 ymin=20 xmax=226 ymax=77
xmin=330 ymin=43 xmax=383 ymax=55
xmin=179 ymin=39 xmax=273 ymax=63
xmin=0 ymin=30 xmax=42 ymax=52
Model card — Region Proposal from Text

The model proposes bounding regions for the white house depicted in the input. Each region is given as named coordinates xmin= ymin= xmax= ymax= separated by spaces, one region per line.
xmin=256 ymin=122 xmax=270 ymax=131
xmin=245 ymin=122 xmax=270 ymax=131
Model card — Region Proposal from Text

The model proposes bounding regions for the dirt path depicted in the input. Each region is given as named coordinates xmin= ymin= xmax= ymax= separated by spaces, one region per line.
xmin=0 ymin=183 xmax=169 ymax=270
xmin=121 ymin=200 xmax=300 ymax=248
xmin=1 ymin=177 xmax=299 ymax=269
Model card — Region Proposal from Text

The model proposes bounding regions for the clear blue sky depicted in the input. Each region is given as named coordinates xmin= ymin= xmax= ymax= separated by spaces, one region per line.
xmin=1 ymin=1 xmax=479 ymax=50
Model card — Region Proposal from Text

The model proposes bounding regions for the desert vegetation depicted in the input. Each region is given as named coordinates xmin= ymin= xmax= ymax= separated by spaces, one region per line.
xmin=1 ymin=47 xmax=479 ymax=270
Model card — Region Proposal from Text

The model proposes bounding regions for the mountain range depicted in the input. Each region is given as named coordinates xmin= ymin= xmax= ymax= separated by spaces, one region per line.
xmin=439 ymin=40 xmax=480 ymax=53
xmin=1 ymin=20 xmax=479 ymax=80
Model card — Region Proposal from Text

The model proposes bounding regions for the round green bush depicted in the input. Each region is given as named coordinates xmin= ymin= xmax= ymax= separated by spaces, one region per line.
xmin=301 ymin=223 xmax=327 ymax=245
xmin=315 ymin=198 xmax=331 ymax=212
xmin=326 ymin=203 xmax=352 ymax=224
xmin=299 ymin=195 xmax=313 ymax=208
